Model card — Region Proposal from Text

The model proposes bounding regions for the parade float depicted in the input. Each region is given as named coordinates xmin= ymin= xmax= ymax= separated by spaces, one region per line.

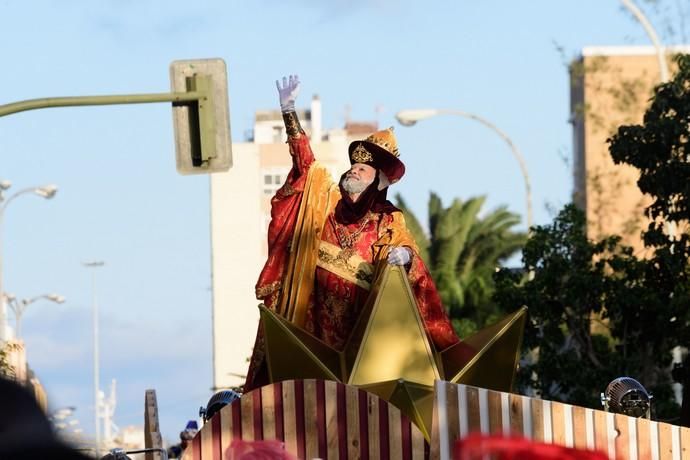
xmin=169 ymin=266 xmax=690 ymax=460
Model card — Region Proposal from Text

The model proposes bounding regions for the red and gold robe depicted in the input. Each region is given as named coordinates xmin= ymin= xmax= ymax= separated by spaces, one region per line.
xmin=247 ymin=127 xmax=458 ymax=390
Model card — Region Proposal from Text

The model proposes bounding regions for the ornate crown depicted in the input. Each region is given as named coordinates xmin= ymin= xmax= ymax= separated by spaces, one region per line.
xmin=365 ymin=127 xmax=399 ymax=157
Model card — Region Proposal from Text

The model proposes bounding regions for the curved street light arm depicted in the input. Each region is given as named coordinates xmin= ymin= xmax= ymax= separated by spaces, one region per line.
xmin=25 ymin=293 xmax=65 ymax=305
xmin=398 ymin=109 xmax=534 ymax=230
xmin=1 ymin=186 xmax=57 ymax=211
xmin=619 ymin=0 xmax=669 ymax=82
xmin=7 ymin=293 xmax=64 ymax=339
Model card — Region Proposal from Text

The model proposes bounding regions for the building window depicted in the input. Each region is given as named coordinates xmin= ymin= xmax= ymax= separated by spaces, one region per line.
xmin=261 ymin=168 xmax=290 ymax=195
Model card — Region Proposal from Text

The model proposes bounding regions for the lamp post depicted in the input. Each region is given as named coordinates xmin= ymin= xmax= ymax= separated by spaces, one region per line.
xmin=395 ymin=109 xmax=534 ymax=230
xmin=83 ymin=260 xmax=105 ymax=459
xmin=0 ymin=180 xmax=58 ymax=341
xmin=5 ymin=293 xmax=65 ymax=339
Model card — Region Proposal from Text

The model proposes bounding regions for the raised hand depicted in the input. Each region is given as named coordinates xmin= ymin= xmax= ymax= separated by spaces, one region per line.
xmin=276 ymin=75 xmax=300 ymax=113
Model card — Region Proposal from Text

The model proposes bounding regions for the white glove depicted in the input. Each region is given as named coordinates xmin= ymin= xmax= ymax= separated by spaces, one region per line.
xmin=387 ymin=246 xmax=411 ymax=266
xmin=276 ymin=75 xmax=300 ymax=113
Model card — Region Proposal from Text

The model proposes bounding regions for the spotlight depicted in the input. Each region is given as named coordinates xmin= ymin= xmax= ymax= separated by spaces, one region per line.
xmin=601 ymin=377 xmax=652 ymax=418
xmin=199 ymin=390 xmax=241 ymax=423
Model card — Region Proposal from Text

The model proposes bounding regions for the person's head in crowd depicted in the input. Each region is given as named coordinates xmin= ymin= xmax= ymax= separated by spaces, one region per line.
xmin=0 ymin=376 xmax=91 ymax=459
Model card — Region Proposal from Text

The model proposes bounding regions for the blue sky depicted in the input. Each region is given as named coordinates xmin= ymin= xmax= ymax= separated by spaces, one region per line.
xmin=0 ymin=0 xmax=685 ymax=445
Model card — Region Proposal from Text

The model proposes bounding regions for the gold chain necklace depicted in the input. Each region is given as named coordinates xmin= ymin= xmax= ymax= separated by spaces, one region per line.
xmin=334 ymin=213 xmax=375 ymax=249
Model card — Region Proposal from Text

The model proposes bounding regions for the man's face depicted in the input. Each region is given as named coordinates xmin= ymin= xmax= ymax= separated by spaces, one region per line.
xmin=341 ymin=163 xmax=376 ymax=194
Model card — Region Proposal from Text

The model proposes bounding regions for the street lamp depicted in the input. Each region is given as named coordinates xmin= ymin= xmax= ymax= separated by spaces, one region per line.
xmin=50 ymin=406 xmax=77 ymax=424
xmin=50 ymin=406 xmax=85 ymax=442
xmin=4 ymin=293 xmax=65 ymax=339
xmin=83 ymin=260 xmax=104 ymax=459
xmin=0 ymin=180 xmax=58 ymax=341
xmin=395 ymin=109 xmax=534 ymax=230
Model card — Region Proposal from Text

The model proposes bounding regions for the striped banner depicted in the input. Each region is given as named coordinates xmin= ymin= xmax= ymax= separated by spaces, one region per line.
xmin=431 ymin=381 xmax=690 ymax=460
xmin=184 ymin=379 xmax=428 ymax=460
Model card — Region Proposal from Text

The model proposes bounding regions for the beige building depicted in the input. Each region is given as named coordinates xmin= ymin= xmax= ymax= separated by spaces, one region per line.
xmin=209 ymin=96 xmax=376 ymax=390
xmin=2 ymin=339 xmax=48 ymax=410
xmin=570 ymin=45 xmax=690 ymax=253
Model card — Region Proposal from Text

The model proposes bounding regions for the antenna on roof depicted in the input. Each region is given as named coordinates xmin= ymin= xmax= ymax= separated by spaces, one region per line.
xmin=344 ymin=104 xmax=352 ymax=125
xmin=374 ymin=104 xmax=384 ymax=126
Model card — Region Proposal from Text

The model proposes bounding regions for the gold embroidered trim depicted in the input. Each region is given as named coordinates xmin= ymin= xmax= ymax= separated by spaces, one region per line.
xmin=316 ymin=240 xmax=374 ymax=290
xmin=282 ymin=111 xmax=303 ymax=138
xmin=351 ymin=143 xmax=373 ymax=163
xmin=256 ymin=280 xmax=281 ymax=299
xmin=334 ymin=212 xmax=375 ymax=248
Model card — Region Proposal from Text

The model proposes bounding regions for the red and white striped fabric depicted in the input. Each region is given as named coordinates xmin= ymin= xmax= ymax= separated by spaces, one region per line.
xmin=184 ymin=379 xmax=428 ymax=460
xmin=431 ymin=381 xmax=690 ymax=460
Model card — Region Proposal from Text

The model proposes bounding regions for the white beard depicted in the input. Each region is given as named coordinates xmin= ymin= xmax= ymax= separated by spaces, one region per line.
xmin=341 ymin=175 xmax=372 ymax=194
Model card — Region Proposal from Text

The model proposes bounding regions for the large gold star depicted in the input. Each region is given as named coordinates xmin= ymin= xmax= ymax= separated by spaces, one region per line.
xmin=259 ymin=265 xmax=526 ymax=440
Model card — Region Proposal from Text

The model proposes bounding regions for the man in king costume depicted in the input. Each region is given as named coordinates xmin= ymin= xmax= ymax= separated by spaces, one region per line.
xmin=245 ymin=75 xmax=459 ymax=391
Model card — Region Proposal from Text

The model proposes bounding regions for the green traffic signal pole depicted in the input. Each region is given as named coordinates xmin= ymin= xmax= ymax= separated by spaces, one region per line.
xmin=0 ymin=74 xmax=218 ymax=168
xmin=0 ymin=90 xmax=202 ymax=117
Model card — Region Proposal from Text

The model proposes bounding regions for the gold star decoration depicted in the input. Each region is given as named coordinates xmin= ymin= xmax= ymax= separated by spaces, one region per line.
xmin=259 ymin=265 xmax=527 ymax=440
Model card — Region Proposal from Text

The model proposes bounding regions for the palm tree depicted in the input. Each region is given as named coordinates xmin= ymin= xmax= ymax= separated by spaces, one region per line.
xmin=396 ymin=192 xmax=526 ymax=337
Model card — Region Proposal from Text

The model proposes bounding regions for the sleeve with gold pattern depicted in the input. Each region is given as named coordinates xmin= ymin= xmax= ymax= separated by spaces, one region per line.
xmin=282 ymin=111 xmax=304 ymax=139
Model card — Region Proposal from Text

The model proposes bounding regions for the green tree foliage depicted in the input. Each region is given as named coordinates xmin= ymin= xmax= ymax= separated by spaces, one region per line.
xmin=609 ymin=53 xmax=690 ymax=416
xmin=494 ymin=54 xmax=690 ymax=419
xmin=494 ymin=205 xmax=679 ymax=415
xmin=396 ymin=192 xmax=526 ymax=337
xmin=610 ymin=54 xmax=690 ymax=234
